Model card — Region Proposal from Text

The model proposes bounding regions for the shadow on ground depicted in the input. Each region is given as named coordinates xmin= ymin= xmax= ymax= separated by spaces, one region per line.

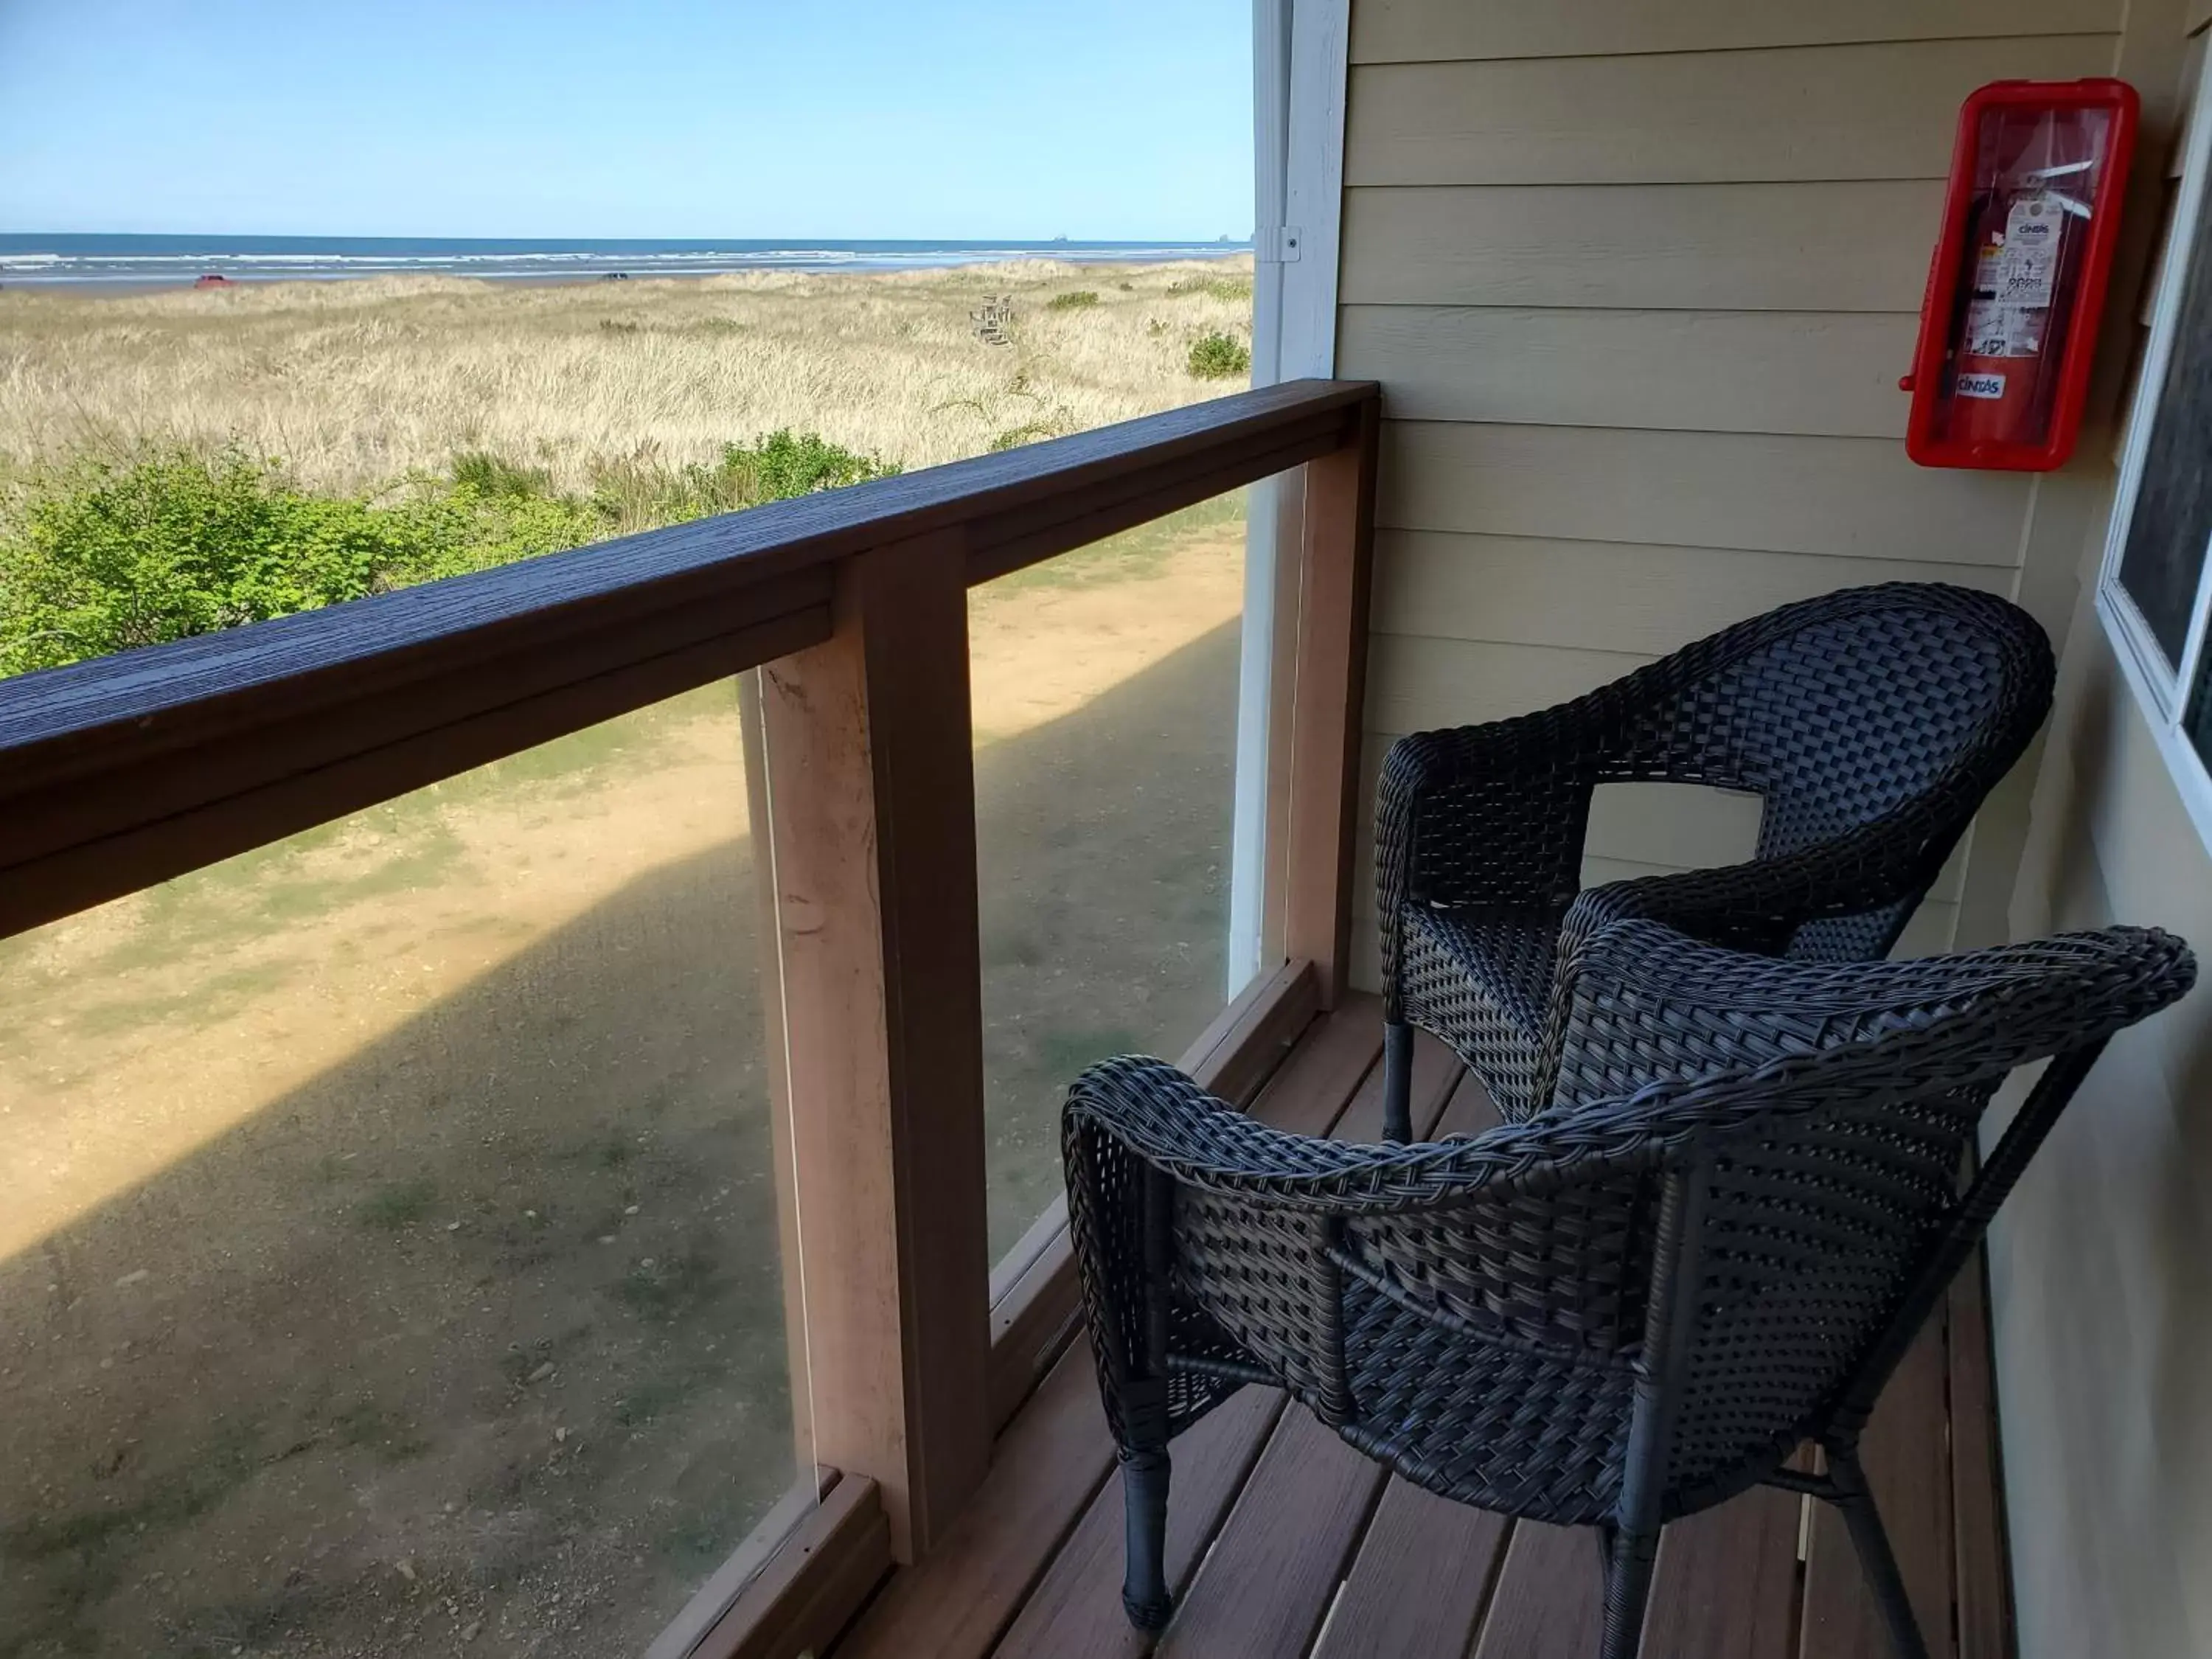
xmin=0 ymin=619 xmax=1239 ymax=1659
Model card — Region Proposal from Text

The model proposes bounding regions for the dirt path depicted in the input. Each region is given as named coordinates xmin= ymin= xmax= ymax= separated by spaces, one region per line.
xmin=0 ymin=507 xmax=1245 ymax=1659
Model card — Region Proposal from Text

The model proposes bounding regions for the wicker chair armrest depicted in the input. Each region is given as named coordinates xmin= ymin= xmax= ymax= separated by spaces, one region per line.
xmin=1377 ymin=717 xmax=1607 ymax=929
xmin=1543 ymin=918 xmax=2194 ymax=1115
xmin=1064 ymin=1055 xmax=1642 ymax=1213
xmin=1071 ymin=928 xmax=2194 ymax=1210
xmin=1555 ymin=814 xmax=1952 ymax=962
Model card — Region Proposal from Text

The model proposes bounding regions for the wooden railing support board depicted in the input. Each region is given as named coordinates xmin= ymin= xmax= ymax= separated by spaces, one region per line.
xmin=757 ymin=532 xmax=993 ymax=1562
xmin=1283 ymin=395 xmax=1381 ymax=1006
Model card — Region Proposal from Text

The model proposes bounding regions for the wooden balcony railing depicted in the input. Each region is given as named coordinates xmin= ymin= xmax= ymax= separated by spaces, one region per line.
xmin=0 ymin=378 xmax=1381 ymax=1659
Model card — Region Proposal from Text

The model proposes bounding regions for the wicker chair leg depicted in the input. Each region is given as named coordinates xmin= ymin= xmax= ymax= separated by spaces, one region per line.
xmin=1119 ymin=1444 xmax=1173 ymax=1631
xmin=1827 ymin=1450 xmax=1932 ymax=1659
xmin=1599 ymin=1523 xmax=1660 ymax=1659
xmin=1382 ymin=1020 xmax=1414 ymax=1143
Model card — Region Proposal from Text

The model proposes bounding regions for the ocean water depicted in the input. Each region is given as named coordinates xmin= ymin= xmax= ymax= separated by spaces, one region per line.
xmin=0 ymin=234 xmax=1252 ymax=288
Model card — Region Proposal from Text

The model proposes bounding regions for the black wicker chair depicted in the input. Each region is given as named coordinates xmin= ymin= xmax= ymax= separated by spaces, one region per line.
xmin=1377 ymin=583 xmax=2056 ymax=1136
xmin=1064 ymin=920 xmax=2194 ymax=1658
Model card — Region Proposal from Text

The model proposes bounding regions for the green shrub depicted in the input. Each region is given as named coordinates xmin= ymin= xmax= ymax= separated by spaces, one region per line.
xmin=0 ymin=431 xmax=897 ymax=676
xmin=734 ymin=428 xmax=897 ymax=501
xmin=988 ymin=422 xmax=1060 ymax=452
xmin=0 ymin=451 xmax=549 ymax=675
xmin=588 ymin=429 xmax=899 ymax=537
xmin=1186 ymin=332 xmax=1251 ymax=380
xmin=1046 ymin=291 xmax=1099 ymax=312
xmin=450 ymin=450 xmax=556 ymax=501
xmin=1169 ymin=274 xmax=1253 ymax=302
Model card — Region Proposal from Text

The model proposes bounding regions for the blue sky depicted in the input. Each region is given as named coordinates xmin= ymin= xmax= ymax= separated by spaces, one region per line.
xmin=0 ymin=0 xmax=1253 ymax=239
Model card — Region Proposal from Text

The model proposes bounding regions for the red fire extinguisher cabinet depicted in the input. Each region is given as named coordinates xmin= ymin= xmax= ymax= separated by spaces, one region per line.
xmin=1903 ymin=78 xmax=2138 ymax=471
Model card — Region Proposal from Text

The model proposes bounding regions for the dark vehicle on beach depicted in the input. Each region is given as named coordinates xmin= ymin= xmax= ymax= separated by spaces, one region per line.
xmin=192 ymin=273 xmax=232 ymax=288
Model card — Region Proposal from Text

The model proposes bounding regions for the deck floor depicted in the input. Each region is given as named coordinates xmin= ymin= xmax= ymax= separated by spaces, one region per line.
xmin=835 ymin=996 xmax=2011 ymax=1659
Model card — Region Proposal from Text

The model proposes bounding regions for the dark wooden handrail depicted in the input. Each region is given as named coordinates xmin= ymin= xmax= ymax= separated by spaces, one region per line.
xmin=0 ymin=379 xmax=1377 ymax=937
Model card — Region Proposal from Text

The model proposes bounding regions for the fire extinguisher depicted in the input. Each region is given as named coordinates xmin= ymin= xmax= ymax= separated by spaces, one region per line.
xmin=1945 ymin=139 xmax=2095 ymax=447
xmin=1904 ymin=79 xmax=2137 ymax=471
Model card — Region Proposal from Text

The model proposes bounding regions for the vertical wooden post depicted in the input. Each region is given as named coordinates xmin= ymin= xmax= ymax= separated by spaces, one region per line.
xmin=754 ymin=531 xmax=992 ymax=1562
xmin=1281 ymin=397 xmax=1380 ymax=1006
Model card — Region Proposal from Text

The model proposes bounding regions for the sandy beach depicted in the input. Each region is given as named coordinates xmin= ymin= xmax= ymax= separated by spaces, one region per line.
xmin=0 ymin=257 xmax=1254 ymax=493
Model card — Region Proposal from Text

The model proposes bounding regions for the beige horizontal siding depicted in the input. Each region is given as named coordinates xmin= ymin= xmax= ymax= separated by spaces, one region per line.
xmin=1892 ymin=898 xmax=1961 ymax=957
xmin=1341 ymin=182 xmax=1943 ymax=311
xmin=1371 ymin=535 xmax=2017 ymax=653
xmin=1341 ymin=307 xmax=1916 ymax=437
xmin=2136 ymin=34 xmax=2205 ymax=324
xmin=1349 ymin=0 xmax=2121 ymax=64
xmin=1346 ymin=37 xmax=2115 ymax=187
xmin=1378 ymin=422 xmax=2033 ymax=562
xmin=1591 ymin=786 xmax=1763 ymax=871
xmin=1364 ymin=635 xmax=1646 ymax=735
xmin=1339 ymin=0 xmax=2049 ymax=1001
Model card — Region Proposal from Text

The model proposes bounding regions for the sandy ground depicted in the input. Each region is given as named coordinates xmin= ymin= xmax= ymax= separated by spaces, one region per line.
xmin=0 ymin=505 xmax=1244 ymax=1658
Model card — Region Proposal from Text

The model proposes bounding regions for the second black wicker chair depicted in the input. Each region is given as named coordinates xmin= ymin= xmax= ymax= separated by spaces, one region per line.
xmin=1377 ymin=583 xmax=2056 ymax=1134
xmin=1064 ymin=921 xmax=2194 ymax=1659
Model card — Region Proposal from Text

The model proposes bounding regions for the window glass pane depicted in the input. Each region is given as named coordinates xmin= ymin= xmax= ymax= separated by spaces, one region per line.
xmin=973 ymin=492 xmax=1255 ymax=1257
xmin=2117 ymin=164 xmax=2212 ymax=668
xmin=2187 ymin=644 xmax=2212 ymax=769
xmin=0 ymin=685 xmax=801 ymax=1656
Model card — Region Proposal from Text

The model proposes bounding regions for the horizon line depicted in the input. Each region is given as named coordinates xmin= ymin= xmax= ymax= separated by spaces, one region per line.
xmin=0 ymin=229 xmax=1256 ymax=244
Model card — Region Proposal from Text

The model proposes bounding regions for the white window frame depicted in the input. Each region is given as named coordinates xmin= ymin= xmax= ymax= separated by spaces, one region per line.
xmin=2096 ymin=41 xmax=2212 ymax=857
xmin=1227 ymin=0 xmax=1349 ymax=991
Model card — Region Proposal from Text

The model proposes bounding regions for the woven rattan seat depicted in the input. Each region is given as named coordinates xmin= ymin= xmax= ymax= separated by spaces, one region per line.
xmin=1377 ymin=584 xmax=2056 ymax=1133
xmin=1065 ymin=921 xmax=2194 ymax=1659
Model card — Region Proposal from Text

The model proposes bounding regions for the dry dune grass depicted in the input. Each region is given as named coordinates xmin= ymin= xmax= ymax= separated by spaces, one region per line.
xmin=0 ymin=257 xmax=1254 ymax=493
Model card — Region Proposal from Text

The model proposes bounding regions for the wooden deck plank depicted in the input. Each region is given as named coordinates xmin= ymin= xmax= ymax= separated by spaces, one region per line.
xmin=1304 ymin=1063 xmax=1510 ymax=1658
xmin=1470 ymin=1523 xmax=1607 ymax=1659
xmin=1148 ymin=1040 xmax=1471 ymax=1659
xmin=1950 ymin=1251 xmax=2014 ymax=1659
xmin=1800 ymin=1318 xmax=1955 ymax=1659
xmin=850 ymin=1027 xmax=2011 ymax=1659
xmin=990 ymin=1032 xmax=1463 ymax=1659
xmin=1153 ymin=1405 xmax=1391 ymax=1659
xmin=992 ymin=1387 xmax=1287 ymax=1659
xmin=835 ymin=998 xmax=1387 ymax=1659
xmin=835 ymin=1340 xmax=1113 ymax=1659
xmin=1311 ymin=1479 xmax=1510 ymax=1659
xmin=1640 ymin=1488 xmax=1805 ymax=1659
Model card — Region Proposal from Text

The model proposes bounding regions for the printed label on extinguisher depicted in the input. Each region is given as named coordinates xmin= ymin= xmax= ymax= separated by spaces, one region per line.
xmin=1964 ymin=297 xmax=2043 ymax=356
xmin=1997 ymin=196 xmax=2061 ymax=305
xmin=1955 ymin=372 xmax=2008 ymax=400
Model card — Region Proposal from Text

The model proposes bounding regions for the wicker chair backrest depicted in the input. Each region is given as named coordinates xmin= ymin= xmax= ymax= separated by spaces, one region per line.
xmin=1587 ymin=585 xmax=2052 ymax=959
xmin=1332 ymin=922 xmax=2191 ymax=1511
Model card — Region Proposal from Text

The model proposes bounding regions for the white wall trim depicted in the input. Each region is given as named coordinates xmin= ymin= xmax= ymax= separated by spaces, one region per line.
xmin=2094 ymin=35 xmax=2212 ymax=863
xmin=1228 ymin=0 xmax=1352 ymax=993
xmin=1279 ymin=0 xmax=1352 ymax=380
